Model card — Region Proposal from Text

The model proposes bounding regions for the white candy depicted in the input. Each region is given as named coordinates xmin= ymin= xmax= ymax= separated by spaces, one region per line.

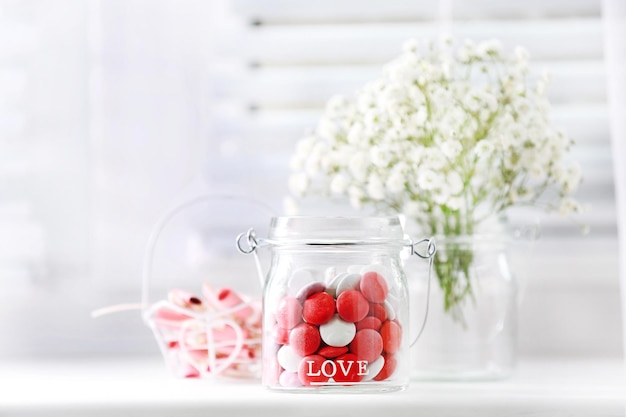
xmin=279 ymin=371 xmax=303 ymax=387
xmin=277 ymin=345 xmax=303 ymax=373
xmin=288 ymin=268 xmax=320 ymax=296
xmin=319 ymin=315 xmax=356 ymax=347
xmin=325 ymin=272 xmax=347 ymax=298
xmin=335 ymin=273 xmax=361 ymax=297
xmin=295 ymin=281 xmax=326 ymax=304
xmin=363 ymin=355 xmax=385 ymax=381
xmin=384 ymin=300 xmax=396 ymax=321
xmin=324 ymin=266 xmax=337 ymax=283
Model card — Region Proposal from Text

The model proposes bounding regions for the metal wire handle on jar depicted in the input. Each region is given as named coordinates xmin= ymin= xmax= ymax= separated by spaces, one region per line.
xmin=236 ymin=228 xmax=266 ymax=288
xmin=408 ymin=237 xmax=437 ymax=347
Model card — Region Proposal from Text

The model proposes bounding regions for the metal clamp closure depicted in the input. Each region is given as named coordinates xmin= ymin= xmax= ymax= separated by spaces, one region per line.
xmin=410 ymin=237 xmax=437 ymax=259
xmin=236 ymin=228 xmax=259 ymax=254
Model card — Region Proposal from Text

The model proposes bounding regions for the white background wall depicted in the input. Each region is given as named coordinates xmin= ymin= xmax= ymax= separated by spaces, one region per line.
xmin=0 ymin=0 xmax=621 ymax=358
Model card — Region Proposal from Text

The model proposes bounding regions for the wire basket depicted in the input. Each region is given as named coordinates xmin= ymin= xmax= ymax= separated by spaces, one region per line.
xmin=141 ymin=194 xmax=274 ymax=379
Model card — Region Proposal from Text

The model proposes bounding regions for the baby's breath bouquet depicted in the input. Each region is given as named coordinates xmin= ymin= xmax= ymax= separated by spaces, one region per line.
xmin=287 ymin=38 xmax=582 ymax=318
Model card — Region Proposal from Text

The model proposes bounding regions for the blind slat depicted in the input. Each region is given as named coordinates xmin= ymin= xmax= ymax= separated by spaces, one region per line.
xmin=232 ymin=0 xmax=600 ymax=22
xmin=212 ymin=61 xmax=606 ymax=107
xmin=219 ymin=19 xmax=603 ymax=64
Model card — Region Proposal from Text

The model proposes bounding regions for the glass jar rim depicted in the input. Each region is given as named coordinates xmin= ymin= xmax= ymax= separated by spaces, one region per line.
xmin=267 ymin=216 xmax=407 ymax=246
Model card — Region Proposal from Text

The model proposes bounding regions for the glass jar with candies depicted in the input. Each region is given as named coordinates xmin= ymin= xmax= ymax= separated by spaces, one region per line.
xmin=237 ymin=216 xmax=435 ymax=393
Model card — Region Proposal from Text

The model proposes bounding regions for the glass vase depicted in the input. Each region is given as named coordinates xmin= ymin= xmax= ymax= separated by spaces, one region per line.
xmin=409 ymin=234 xmax=517 ymax=380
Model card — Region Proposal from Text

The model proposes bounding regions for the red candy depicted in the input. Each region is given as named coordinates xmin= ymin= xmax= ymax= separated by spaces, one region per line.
xmin=336 ymin=290 xmax=369 ymax=323
xmin=303 ymin=292 xmax=335 ymax=325
xmin=360 ymin=271 xmax=388 ymax=303
xmin=276 ymin=297 xmax=303 ymax=329
xmin=298 ymin=355 xmax=330 ymax=386
xmin=332 ymin=353 xmax=365 ymax=384
xmin=318 ymin=345 xmax=349 ymax=358
xmin=356 ymin=316 xmax=382 ymax=331
xmin=368 ymin=302 xmax=387 ymax=322
xmin=289 ymin=323 xmax=321 ymax=356
xmin=349 ymin=328 xmax=383 ymax=363
xmin=380 ymin=320 xmax=402 ymax=354
xmin=373 ymin=353 xmax=397 ymax=381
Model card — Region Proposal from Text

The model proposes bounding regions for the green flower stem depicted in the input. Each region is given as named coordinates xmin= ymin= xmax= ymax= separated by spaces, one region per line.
xmin=433 ymin=238 xmax=475 ymax=323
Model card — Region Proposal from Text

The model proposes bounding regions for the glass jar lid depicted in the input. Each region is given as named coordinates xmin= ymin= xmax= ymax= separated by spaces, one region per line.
xmin=267 ymin=216 xmax=406 ymax=245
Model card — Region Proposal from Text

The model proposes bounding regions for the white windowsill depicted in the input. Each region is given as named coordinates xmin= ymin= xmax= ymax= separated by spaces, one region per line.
xmin=1 ymin=357 xmax=624 ymax=417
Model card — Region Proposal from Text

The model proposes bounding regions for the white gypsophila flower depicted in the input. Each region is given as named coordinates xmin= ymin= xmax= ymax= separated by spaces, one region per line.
xmin=325 ymin=95 xmax=349 ymax=117
xmin=402 ymin=200 xmax=422 ymax=217
xmin=446 ymin=196 xmax=464 ymax=211
xmin=529 ymin=163 xmax=544 ymax=179
xmin=432 ymin=186 xmax=451 ymax=206
xmin=330 ymin=173 xmax=350 ymax=195
xmin=363 ymin=108 xmax=383 ymax=137
xmin=476 ymin=39 xmax=502 ymax=58
xmin=304 ymin=150 xmax=321 ymax=176
xmin=347 ymin=122 xmax=365 ymax=145
xmin=440 ymin=140 xmax=463 ymax=159
xmin=316 ymin=118 xmax=338 ymax=140
xmin=348 ymin=152 xmax=369 ymax=182
xmin=457 ymin=39 xmax=476 ymax=63
xmin=287 ymin=36 xmax=582 ymax=247
xmin=297 ymin=134 xmax=316 ymax=151
xmin=348 ymin=185 xmax=365 ymax=209
xmin=366 ymin=172 xmax=386 ymax=201
xmin=407 ymin=146 xmax=425 ymax=165
xmin=370 ymin=145 xmax=391 ymax=168
xmin=446 ymin=171 xmax=465 ymax=195
xmin=386 ymin=169 xmax=406 ymax=194
xmin=424 ymin=148 xmax=448 ymax=171
xmin=563 ymin=163 xmax=582 ymax=193
xmin=559 ymin=197 xmax=581 ymax=217
xmin=463 ymin=90 xmax=481 ymax=113
xmin=418 ymin=169 xmax=442 ymax=191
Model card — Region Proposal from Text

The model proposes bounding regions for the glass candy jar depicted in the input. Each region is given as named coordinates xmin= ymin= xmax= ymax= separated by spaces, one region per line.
xmin=238 ymin=216 xmax=435 ymax=393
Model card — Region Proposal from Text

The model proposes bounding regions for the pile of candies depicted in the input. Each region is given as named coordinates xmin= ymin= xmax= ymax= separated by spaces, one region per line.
xmin=267 ymin=265 xmax=402 ymax=388
xmin=144 ymin=283 xmax=262 ymax=378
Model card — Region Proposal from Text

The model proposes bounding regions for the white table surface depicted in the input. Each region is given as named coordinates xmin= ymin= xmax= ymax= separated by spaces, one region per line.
xmin=1 ymin=356 xmax=625 ymax=417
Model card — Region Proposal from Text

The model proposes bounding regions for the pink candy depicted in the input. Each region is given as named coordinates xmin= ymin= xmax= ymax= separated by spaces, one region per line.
xmin=276 ymin=297 xmax=303 ymax=330
xmin=146 ymin=284 xmax=262 ymax=379
xmin=356 ymin=316 xmax=382 ymax=331
xmin=289 ymin=323 xmax=321 ymax=356
xmin=349 ymin=328 xmax=383 ymax=363
xmin=360 ymin=272 xmax=388 ymax=303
